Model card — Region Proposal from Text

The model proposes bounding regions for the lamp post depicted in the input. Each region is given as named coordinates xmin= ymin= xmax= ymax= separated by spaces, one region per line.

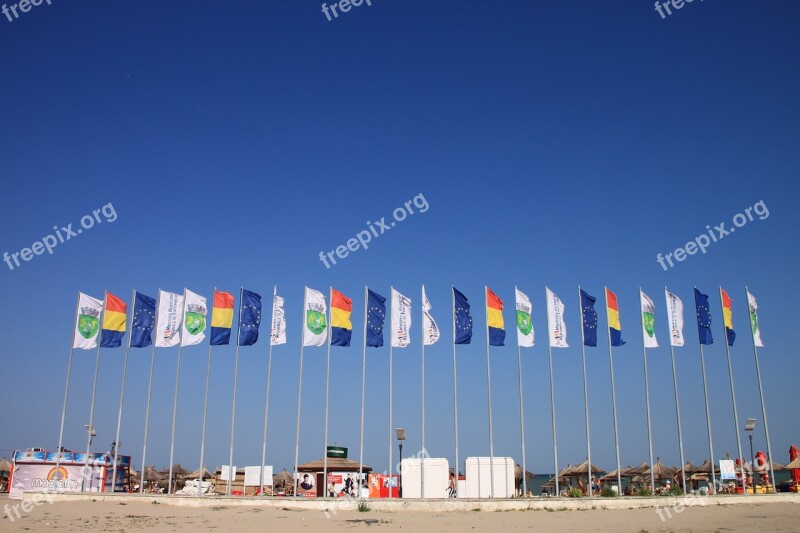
xmin=396 ymin=428 xmax=406 ymax=498
xmin=745 ymin=418 xmax=757 ymax=493
xmin=82 ymin=425 xmax=96 ymax=492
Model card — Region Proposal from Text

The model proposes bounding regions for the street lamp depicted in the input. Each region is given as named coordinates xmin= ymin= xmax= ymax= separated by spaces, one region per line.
xmin=745 ymin=418 xmax=757 ymax=492
xmin=396 ymin=428 xmax=406 ymax=497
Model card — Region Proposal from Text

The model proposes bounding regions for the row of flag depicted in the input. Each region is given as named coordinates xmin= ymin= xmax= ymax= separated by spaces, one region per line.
xmin=70 ymin=286 xmax=766 ymax=352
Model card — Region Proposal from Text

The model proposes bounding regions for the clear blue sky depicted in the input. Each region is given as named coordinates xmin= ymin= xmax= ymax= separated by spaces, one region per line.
xmin=1 ymin=1 xmax=798 ymax=477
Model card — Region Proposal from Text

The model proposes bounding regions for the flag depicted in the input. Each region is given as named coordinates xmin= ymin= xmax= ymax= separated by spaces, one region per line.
xmin=605 ymin=288 xmax=625 ymax=347
xmin=181 ymin=289 xmax=208 ymax=347
xmin=391 ymin=288 xmax=411 ymax=348
xmin=580 ymin=289 xmax=597 ymax=347
xmin=546 ymin=288 xmax=568 ymax=348
xmin=271 ymin=293 xmax=287 ymax=346
xmin=640 ymin=290 xmax=658 ymax=348
xmin=366 ymin=289 xmax=386 ymax=347
xmin=130 ymin=292 xmax=156 ymax=348
xmin=238 ymin=289 xmax=262 ymax=346
xmin=303 ymin=287 xmax=327 ymax=347
xmin=422 ymin=286 xmax=440 ymax=346
xmin=210 ymin=290 xmax=235 ymax=346
xmin=331 ymin=288 xmax=353 ymax=347
xmin=694 ymin=288 xmax=713 ymax=345
xmin=665 ymin=290 xmax=685 ymax=347
xmin=73 ymin=292 xmax=103 ymax=350
xmin=155 ymin=290 xmax=184 ymax=348
xmin=721 ymin=288 xmax=736 ymax=347
xmin=746 ymin=289 xmax=764 ymax=347
xmin=100 ymin=292 xmax=127 ymax=348
xmin=486 ymin=287 xmax=505 ymax=346
xmin=515 ymin=288 xmax=534 ymax=348
xmin=453 ymin=287 xmax=472 ymax=345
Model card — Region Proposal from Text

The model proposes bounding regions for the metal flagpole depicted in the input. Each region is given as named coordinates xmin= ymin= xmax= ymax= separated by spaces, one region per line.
xmin=720 ymin=287 xmax=747 ymax=493
xmin=604 ymin=288 xmax=623 ymax=495
xmin=545 ymin=287 xmax=559 ymax=497
xmin=167 ymin=289 xmax=188 ymax=495
xmin=82 ymin=295 xmax=104 ymax=492
xmin=389 ymin=286 xmax=394 ymax=500
xmin=639 ymin=288 xmax=656 ymax=492
xmin=451 ymin=286 xmax=460 ymax=497
xmin=227 ymin=287 xmax=244 ymax=496
xmin=323 ymin=288 xmax=333 ymax=497
xmin=198 ymin=287 xmax=216 ymax=496
xmin=484 ymin=286 xmax=495 ymax=498
xmin=111 ymin=290 xmax=136 ymax=493
xmin=665 ymin=288 xmax=687 ymax=494
xmin=420 ymin=285 xmax=426 ymax=499
xmin=140 ymin=289 xmax=161 ymax=493
xmin=260 ymin=286 xmax=277 ymax=497
xmin=746 ymin=287 xmax=775 ymax=492
xmin=358 ymin=286 xmax=368 ymax=497
xmin=514 ymin=286 xmax=528 ymax=498
xmin=699 ymin=346 xmax=717 ymax=493
xmin=55 ymin=292 xmax=81 ymax=490
xmin=293 ymin=287 xmax=308 ymax=497
xmin=577 ymin=286 xmax=592 ymax=497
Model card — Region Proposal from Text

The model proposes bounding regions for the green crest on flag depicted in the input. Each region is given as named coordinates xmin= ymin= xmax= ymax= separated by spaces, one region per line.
xmin=643 ymin=312 xmax=655 ymax=337
xmin=516 ymin=310 xmax=532 ymax=336
xmin=185 ymin=312 xmax=205 ymax=335
xmin=78 ymin=315 xmax=99 ymax=339
xmin=750 ymin=309 xmax=759 ymax=335
xmin=307 ymin=310 xmax=326 ymax=335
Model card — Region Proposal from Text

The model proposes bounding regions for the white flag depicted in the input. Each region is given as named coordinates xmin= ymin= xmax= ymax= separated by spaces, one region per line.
xmin=73 ymin=292 xmax=104 ymax=350
xmin=665 ymin=290 xmax=684 ymax=347
xmin=746 ymin=290 xmax=764 ymax=347
xmin=391 ymin=288 xmax=411 ymax=348
xmin=515 ymin=288 xmax=534 ymax=347
xmin=271 ymin=294 xmax=286 ymax=346
xmin=180 ymin=289 xmax=207 ymax=347
xmin=640 ymin=290 xmax=659 ymax=348
xmin=422 ymin=286 xmax=440 ymax=346
xmin=303 ymin=287 xmax=327 ymax=347
xmin=546 ymin=288 xmax=568 ymax=348
xmin=155 ymin=290 xmax=184 ymax=348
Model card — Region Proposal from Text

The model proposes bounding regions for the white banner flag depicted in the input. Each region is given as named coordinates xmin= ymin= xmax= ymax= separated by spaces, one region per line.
xmin=73 ymin=292 xmax=104 ymax=350
xmin=665 ymin=290 xmax=684 ymax=347
xmin=155 ymin=290 xmax=184 ymax=348
xmin=181 ymin=289 xmax=207 ymax=347
xmin=422 ymin=286 xmax=440 ymax=346
xmin=746 ymin=290 xmax=765 ymax=347
xmin=271 ymin=294 xmax=287 ymax=346
xmin=391 ymin=288 xmax=411 ymax=348
xmin=546 ymin=288 xmax=568 ymax=348
xmin=515 ymin=288 xmax=534 ymax=348
xmin=303 ymin=287 xmax=327 ymax=347
xmin=640 ymin=290 xmax=659 ymax=348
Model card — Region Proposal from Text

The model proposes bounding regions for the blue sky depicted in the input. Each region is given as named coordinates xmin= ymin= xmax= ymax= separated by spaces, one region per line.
xmin=1 ymin=1 xmax=798 ymax=478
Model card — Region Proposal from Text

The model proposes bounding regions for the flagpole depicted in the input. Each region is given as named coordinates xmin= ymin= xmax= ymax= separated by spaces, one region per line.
xmin=604 ymin=288 xmax=623 ymax=496
xmin=226 ymin=287 xmax=244 ymax=496
xmin=746 ymin=287 xmax=776 ymax=492
xmin=514 ymin=286 xmax=528 ymax=498
xmin=82 ymin=294 xmax=104 ymax=492
xmin=665 ymin=288 xmax=687 ymax=494
xmin=545 ymin=287 xmax=559 ymax=497
xmin=389 ymin=286 xmax=395 ymax=499
xmin=111 ymin=290 xmax=135 ymax=494
xmin=167 ymin=288 xmax=187 ymax=495
xmin=55 ymin=291 xmax=81 ymax=491
xmin=720 ymin=286 xmax=747 ymax=493
xmin=198 ymin=287 xmax=216 ymax=497
xmin=483 ymin=286 xmax=495 ymax=498
xmin=420 ymin=285 xmax=426 ymax=499
xmin=140 ymin=289 xmax=160 ymax=494
xmin=451 ymin=286 xmax=460 ymax=497
xmin=260 ymin=286 xmax=277 ymax=497
xmin=323 ymin=288 xmax=333 ymax=498
xmin=577 ymin=287 xmax=593 ymax=496
xmin=358 ymin=286 xmax=368 ymax=498
xmin=294 ymin=287 xmax=308 ymax=498
xmin=639 ymin=288 xmax=655 ymax=492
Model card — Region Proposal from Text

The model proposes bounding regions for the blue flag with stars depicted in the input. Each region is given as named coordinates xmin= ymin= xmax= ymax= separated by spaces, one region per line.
xmin=580 ymin=289 xmax=598 ymax=347
xmin=130 ymin=292 xmax=156 ymax=348
xmin=453 ymin=287 xmax=472 ymax=345
xmin=366 ymin=289 xmax=386 ymax=347
xmin=238 ymin=289 xmax=262 ymax=346
xmin=694 ymin=288 xmax=714 ymax=345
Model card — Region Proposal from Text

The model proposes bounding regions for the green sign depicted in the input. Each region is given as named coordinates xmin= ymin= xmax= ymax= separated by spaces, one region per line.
xmin=326 ymin=446 xmax=347 ymax=459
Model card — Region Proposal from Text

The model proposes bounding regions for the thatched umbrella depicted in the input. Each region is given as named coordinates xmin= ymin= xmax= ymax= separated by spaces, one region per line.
xmin=273 ymin=469 xmax=294 ymax=489
xmin=170 ymin=464 xmax=190 ymax=477
xmin=600 ymin=467 xmax=624 ymax=481
xmin=143 ymin=466 xmax=161 ymax=482
xmin=694 ymin=459 xmax=720 ymax=475
xmin=566 ymin=460 xmax=604 ymax=477
xmin=189 ymin=467 xmax=213 ymax=479
xmin=0 ymin=458 xmax=11 ymax=473
xmin=644 ymin=458 xmax=677 ymax=482
xmin=623 ymin=462 xmax=649 ymax=477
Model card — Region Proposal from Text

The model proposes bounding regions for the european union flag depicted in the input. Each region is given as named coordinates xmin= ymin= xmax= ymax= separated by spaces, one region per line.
xmin=694 ymin=288 xmax=713 ymax=345
xmin=130 ymin=292 xmax=156 ymax=348
xmin=238 ymin=289 xmax=262 ymax=346
xmin=580 ymin=289 xmax=598 ymax=347
xmin=453 ymin=287 xmax=472 ymax=345
xmin=366 ymin=289 xmax=386 ymax=347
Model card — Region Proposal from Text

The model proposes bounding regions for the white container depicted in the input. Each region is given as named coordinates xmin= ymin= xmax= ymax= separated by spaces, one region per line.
xmin=399 ymin=458 xmax=450 ymax=499
xmin=464 ymin=457 xmax=515 ymax=498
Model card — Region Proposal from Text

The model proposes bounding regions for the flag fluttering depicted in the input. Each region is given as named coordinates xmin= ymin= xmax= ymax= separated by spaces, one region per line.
xmin=422 ymin=286 xmax=440 ymax=346
xmin=181 ymin=289 xmax=208 ymax=347
xmin=391 ymin=288 xmax=411 ymax=348
xmin=100 ymin=292 xmax=127 ymax=348
xmin=665 ymin=290 xmax=685 ymax=347
xmin=155 ymin=290 xmax=184 ymax=348
xmin=605 ymin=288 xmax=625 ymax=347
xmin=640 ymin=290 xmax=658 ymax=348
xmin=366 ymin=289 xmax=386 ymax=347
xmin=210 ymin=290 xmax=235 ymax=346
xmin=130 ymin=291 xmax=156 ymax=348
xmin=331 ymin=289 xmax=353 ymax=347
xmin=546 ymin=288 xmax=568 ymax=348
xmin=238 ymin=289 xmax=262 ymax=346
xmin=73 ymin=292 xmax=103 ymax=350
xmin=580 ymin=289 xmax=598 ymax=347
xmin=453 ymin=287 xmax=472 ymax=345
xmin=302 ymin=287 xmax=327 ymax=347
xmin=515 ymin=288 xmax=534 ymax=348
xmin=721 ymin=288 xmax=736 ymax=346
xmin=271 ymin=293 xmax=287 ymax=346
xmin=694 ymin=288 xmax=713 ymax=345
xmin=746 ymin=289 xmax=764 ymax=347
xmin=486 ymin=287 xmax=505 ymax=347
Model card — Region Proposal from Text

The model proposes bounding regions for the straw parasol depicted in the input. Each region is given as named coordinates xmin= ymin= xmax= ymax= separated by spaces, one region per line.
xmin=189 ymin=467 xmax=213 ymax=479
xmin=785 ymin=456 xmax=800 ymax=470
xmin=623 ymin=462 xmax=649 ymax=477
xmin=682 ymin=461 xmax=699 ymax=475
xmin=566 ymin=460 xmax=605 ymax=477
xmin=695 ymin=459 xmax=720 ymax=475
xmin=0 ymin=458 xmax=11 ymax=473
xmin=169 ymin=464 xmax=190 ymax=477
xmin=600 ymin=467 xmax=625 ymax=481
xmin=273 ymin=469 xmax=294 ymax=488
xmin=644 ymin=458 xmax=677 ymax=482
xmin=143 ymin=466 xmax=161 ymax=482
